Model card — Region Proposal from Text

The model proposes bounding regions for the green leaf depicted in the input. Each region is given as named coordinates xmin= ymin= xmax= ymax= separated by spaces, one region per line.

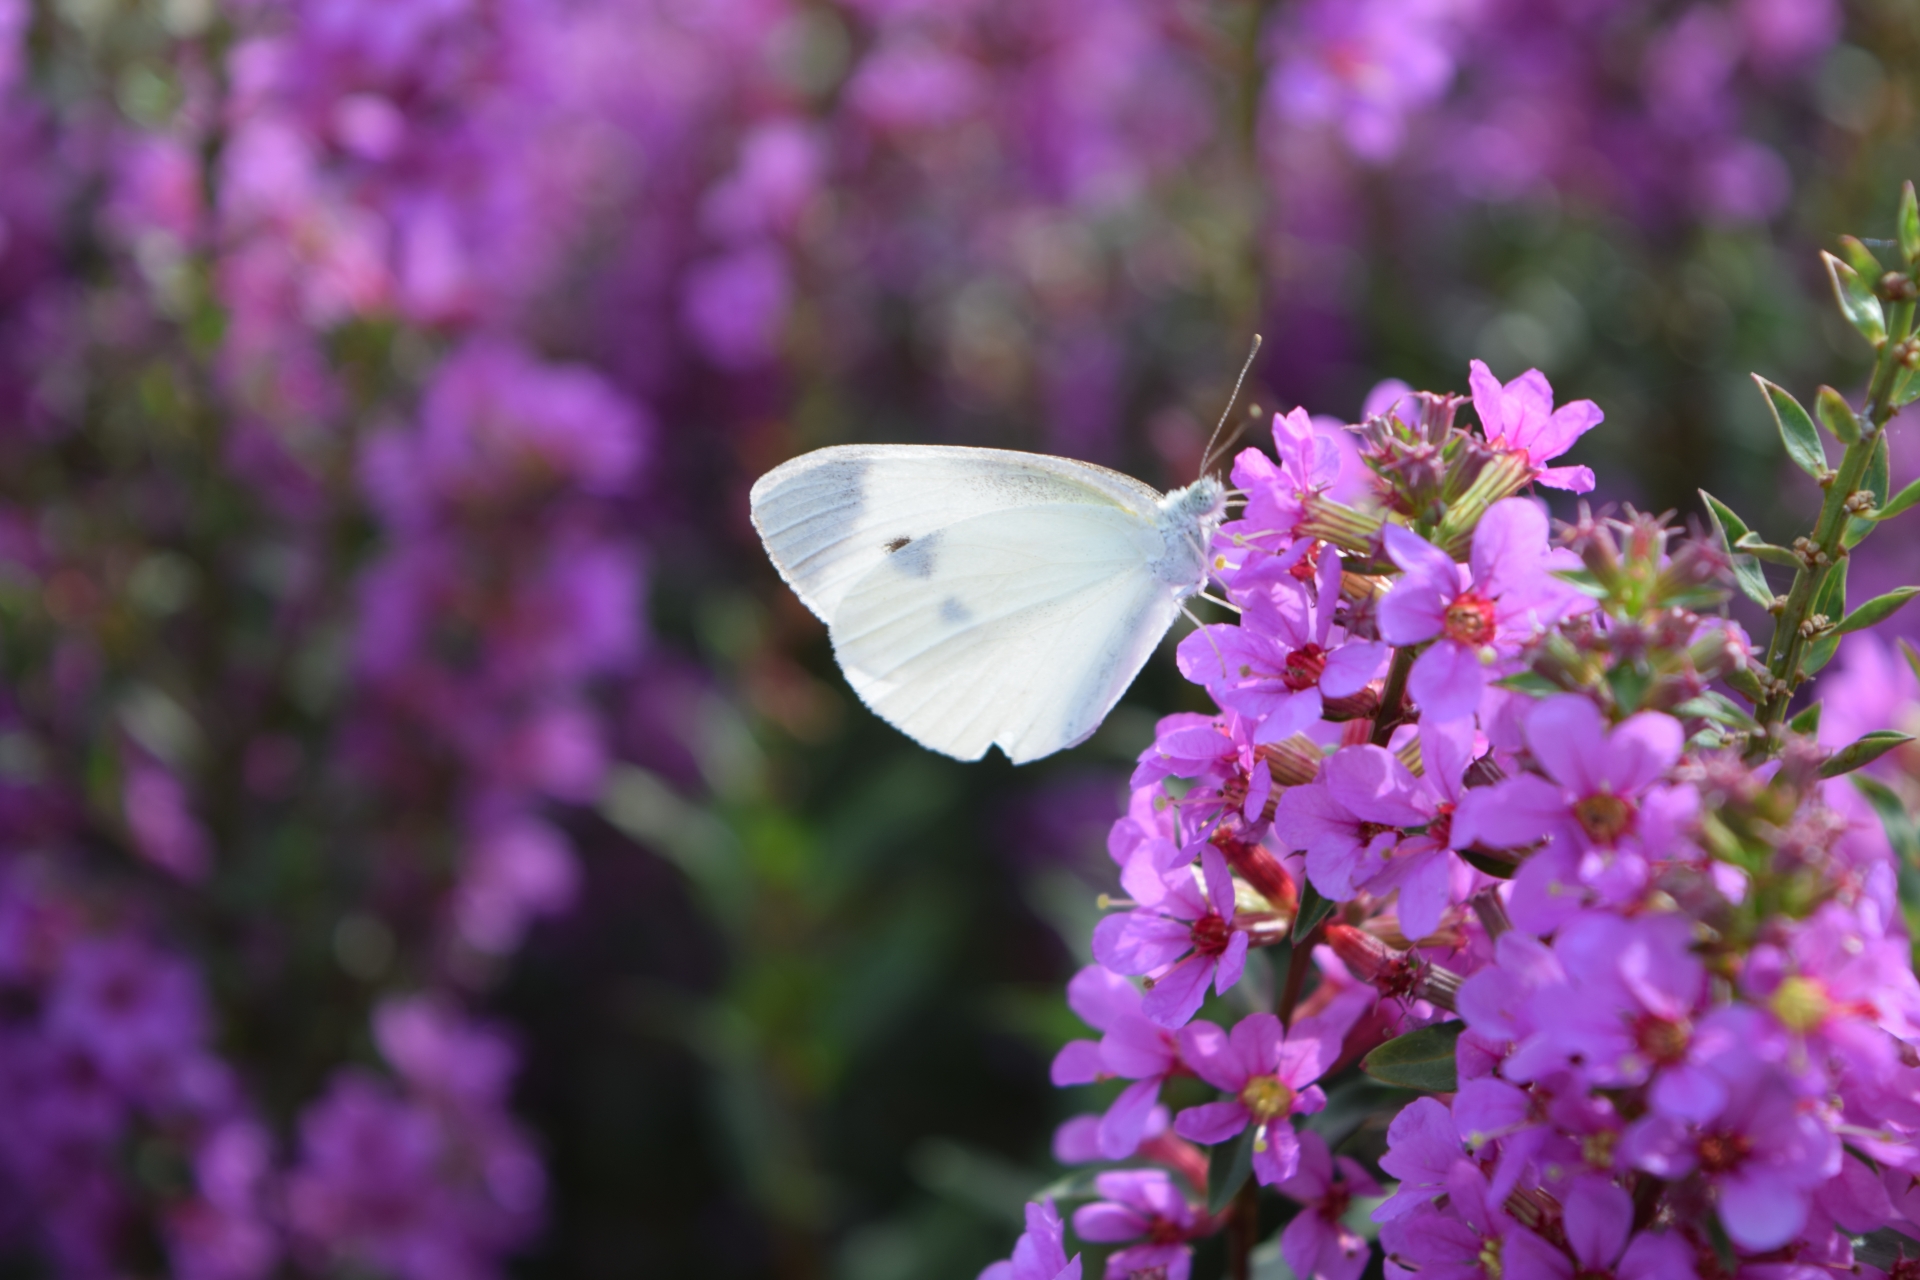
xmin=1813 ymin=557 xmax=1849 ymax=619
xmin=1606 ymin=662 xmax=1652 ymax=714
xmin=1836 ymin=586 xmax=1920 ymax=634
xmin=1874 ymin=476 xmax=1920 ymax=522
xmin=1361 ymin=1021 xmax=1465 ymax=1093
xmin=1293 ymin=881 xmax=1337 ymax=943
xmin=1753 ymin=376 xmax=1828 ymax=478
xmin=1457 ymin=847 xmax=1518 ymax=879
xmin=1699 ymin=489 xmax=1774 ymax=609
xmin=1900 ymin=181 xmax=1920 ymax=267
xmin=1804 ymin=559 xmax=1849 ymax=676
xmin=1805 ymin=634 xmax=1839 ymax=679
xmin=1903 ymin=638 xmax=1920 ymax=685
xmin=1733 ymin=533 xmax=1801 ymax=567
xmin=1787 ymin=701 xmax=1822 ymax=735
xmin=1848 ymin=433 xmax=1893 ymax=548
xmin=1815 ymin=385 xmax=1862 ymax=443
xmin=1673 ymin=693 xmax=1761 ymax=732
xmin=1492 ymin=670 xmax=1561 ymax=696
xmin=1820 ymin=731 xmax=1914 ymax=778
xmin=1207 ymin=1126 xmax=1256 ymax=1215
xmin=1825 ymin=251 xmax=1889 ymax=345
xmin=1724 ymin=665 xmax=1767 ymax=703
xmin=1705 ymin=1214 xmax=1741 ymax=1278
xmin=1839 ymin=234 xmax=1887 ymax=279
xmin=1699 ymin=489 xmax=1755 ymax=542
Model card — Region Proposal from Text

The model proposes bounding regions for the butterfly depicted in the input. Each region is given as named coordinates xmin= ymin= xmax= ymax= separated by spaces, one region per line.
xmin=750 ymin=446 xmax=1227 ymax=763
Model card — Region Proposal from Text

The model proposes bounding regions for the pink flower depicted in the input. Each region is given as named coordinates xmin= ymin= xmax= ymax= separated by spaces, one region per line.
xmin=1072 ymin=1170 xmax=1202 ymax=1280
xmin=1378 ymin=498 xmax=1587 ymax=720
xmin=1048 ymin=966 xmax=1184 ymax=1159
xmin=1092 ymin=846 xmax=1250 ymax=1027
xmin=1467 ymin=359 xmax=1603 ymax=493
xmin=1453 ymin=695 xmax=1686 ymax=933
xmin=1275 ymin=1129 xmax=1380 ymax=1280
xmin=1179 ymin=549 xmax=1388 ymax=746
xmin=978 ymin=1198 xmax=1080 ymax=1280
xmin=1273 ymin=717 xmax=1476 ymax=941
xmin=1173 ymin=998 xmax=1363 ymax=1185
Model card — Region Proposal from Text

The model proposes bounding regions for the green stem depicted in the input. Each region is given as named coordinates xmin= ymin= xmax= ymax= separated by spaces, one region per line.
xmin=1370 ymin=646 xmax=1416 ymax=746
xmin=1755 ymin=303 xmax=1916 ymax=741
xmin=1228 ymin=1177 xmax=1259 ymax=1280
xmin=1277 ymin=927 xmax=1318 ymax=1026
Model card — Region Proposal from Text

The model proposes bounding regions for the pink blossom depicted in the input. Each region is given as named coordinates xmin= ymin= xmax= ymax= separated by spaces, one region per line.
xmin=1467 ymin=359 xmax=1603 ymax=493
xmin=1275 ymin=1129 xmax=1379 ymax=1280
xmin=1173 ymin=998 xmax=1363 ymax=1185
xmin=1378 ymin=498 xmax=1588 ymax=720
xmin=1092 ymin=847 xmax=1249 ymax=1027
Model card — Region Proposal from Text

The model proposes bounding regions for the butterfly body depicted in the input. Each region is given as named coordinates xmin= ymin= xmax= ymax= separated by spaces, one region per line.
xmin=750 ymin=445 xmax=1224 ymax=763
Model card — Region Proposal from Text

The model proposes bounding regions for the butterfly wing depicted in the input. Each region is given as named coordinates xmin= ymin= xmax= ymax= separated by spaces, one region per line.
xmin=749 ymin=445 xmax=1163 ymax=625
xmin=828 ymin=503 xmax=1183 ymax=763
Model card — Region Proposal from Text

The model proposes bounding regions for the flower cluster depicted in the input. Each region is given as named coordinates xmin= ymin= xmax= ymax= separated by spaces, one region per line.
xmin=988 ymin=194 xmax=1920 ymax=1280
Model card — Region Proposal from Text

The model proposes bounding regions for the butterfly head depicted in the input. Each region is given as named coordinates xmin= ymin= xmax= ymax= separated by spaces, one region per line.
xmin=1153 ymin=476 xmax=1227 ymax=597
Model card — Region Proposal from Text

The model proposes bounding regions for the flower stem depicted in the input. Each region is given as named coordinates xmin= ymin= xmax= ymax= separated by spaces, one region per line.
xmin=1229 ymin=1176 xmax=1259 ymax=1280
xmin=1370 ymin=646 xmax=1416 ymax=746
xmin=1754 ymin=301 xmax=1916 ymax=742
xmin=1278 ymin=929 xmax=1317 ymax=1026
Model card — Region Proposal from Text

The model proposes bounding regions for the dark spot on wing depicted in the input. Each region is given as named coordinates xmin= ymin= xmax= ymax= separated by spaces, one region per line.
xmin=939 ymin=597 xmax=973 ymax=626
xmin=884 ymin=536 xmax=911 ymax=553
xmin=890 ymin=531 xmax=939 ymax=579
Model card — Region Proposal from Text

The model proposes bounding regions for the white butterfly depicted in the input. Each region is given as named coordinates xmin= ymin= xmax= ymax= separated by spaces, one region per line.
xmin=750 ymin=445 xmax=1226 ymax=763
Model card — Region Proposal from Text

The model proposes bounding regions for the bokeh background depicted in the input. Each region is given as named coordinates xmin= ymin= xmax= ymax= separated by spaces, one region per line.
xmin=1 ymin=0 xmax=1918 ymax=1276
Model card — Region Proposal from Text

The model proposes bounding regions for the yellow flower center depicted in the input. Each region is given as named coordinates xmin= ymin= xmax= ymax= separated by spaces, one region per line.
xmin=1477 ymin=1236 xmax=1503 ymax=1279
xmin=1769 ymin=975 xmax=1831 ymax=1033
xmin=1239 ymin=1074 xmax=1295 ymax=1123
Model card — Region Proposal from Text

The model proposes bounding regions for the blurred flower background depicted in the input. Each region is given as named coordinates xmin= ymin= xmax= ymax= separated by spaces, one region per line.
xmin=0 ymin=0 xmax=1916 ymax=1276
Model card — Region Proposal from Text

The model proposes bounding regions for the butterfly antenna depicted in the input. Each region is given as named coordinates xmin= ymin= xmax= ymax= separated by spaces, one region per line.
xmin=1198 ymin=333 xmax=1263 ymax=479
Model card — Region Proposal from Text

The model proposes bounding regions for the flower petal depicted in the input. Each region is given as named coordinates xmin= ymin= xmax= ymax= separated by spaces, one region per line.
xmin=1323 ymin=745 xmax=1432 ymax=827
xmin=1320 ymin=640 xmax=1390 ymax=698
xmin=1173 ymin=1098 xmax=1251 ymax=1146
xmin=1406 ymin=640 xmax=1486 ymax=722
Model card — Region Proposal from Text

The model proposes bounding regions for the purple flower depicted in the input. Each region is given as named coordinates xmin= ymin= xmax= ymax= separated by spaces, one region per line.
xmin=1265 ymin=0 xmax=1463 ymax=163
xmin=452 ymin=814 xmax=580 ymax=955
xmin=1276 ymin=1128 xmax=1380 ymax=1280
xmin=1374 ymin=1096 xmax=1465 ymax=1222
xmin=45 ymin=936 xmax=211 ymax=1104
xmin=1378 ymin=1161 xmax=1564 ymax=1280
xmin=1072 ymin=1169 xmax=1203 ymax=1280
xmin=1740 ymin=901 xmax=1920 ymax=1079
xmin=1274 ymin=717 xmax=1475 ymax=941
xmin=979 ymin=1198 xmax=1081 ymax=1280
xmin=1467 ymin=359 xmax=1603 ymax=492
xmin=1453 ymin=695 xmax=1686 ymax=932
xmin=680 ymin=243 xmax=792 ymax=370
xmin=1049 ymin=966 xmax=1183 ymax=1159
xmin=122 ymin=759 xmax=212 ymax=882
xmin=1467 ymin=912 xmax=1735 ymax=1125
xmin=1622 ymin=1062 xmax=1841 ymax=1251
xmin=1377 ymin=498 xmax=1587 ymax=720
xmin=1093 ymin=846 xmax=1249 ymax=1027
xmin=1181 ymin=548 xmax=1388 ymax=746
xmin=1219 ymin=408 xmax=1351 ymax=563
xmin=1173 ymin=1006 xmax=1352 ymax=1185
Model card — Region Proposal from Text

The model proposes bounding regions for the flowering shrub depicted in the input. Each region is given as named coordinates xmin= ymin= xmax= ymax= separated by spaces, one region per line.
xmin=0 ymin=0 xmax=1896 ymax=1270
xmin=990 ymin=190 xmax=1920 ymax=1280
